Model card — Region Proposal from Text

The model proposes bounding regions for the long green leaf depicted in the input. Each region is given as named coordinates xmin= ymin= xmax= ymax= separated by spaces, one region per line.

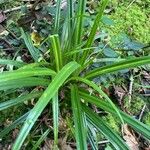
xmin=0 ymin=59 xmax=26 ymax=68
xmin=54 ymin=0 xmax=61 ymax=33
xmin=68 ymin=0 xmax=74 ymax=32
xmin=71 ymin=85 xmax=87 ymax=150
xmin=66 ymin=0 xmax=75 ymax=53
xmin=0 ymin=77 xmax=49 ymax=91
xmin=0 ymin=68 xmax=56 ymax=83
xmin=82 ymin=105 xmax=129 ymax=150
xmin=49 ymin=35 xmax=63 ymax=72
xmin=87 ymin=124 xmax=98 ymax=150
xmin=65 ymin=47 xmax=96 ymax=57
xmin=75 ymin=0 xmax=86 ymax=45
xmin=52 ymin=92 xmax=59 ymax=148
xmin=80 ymin=0 xmax=109 ymax=65
xmin=12 ymin=61 xmax=80 ymax=150
xmin=70 ymin=77 xmax=124 ymax=123
xmin=0 ymin=92 xmax=42 ymax=111
xmin=79 ymin=90 xmax=150 ymax=140
xmin=21 ymin=28 xmax=40 ymax=61
xmin=31 ymin=129 xmax=50 ymax=150
xmin=0 ymin=112 xmax=29 ymax=138
xmin=85 ymin=56 xmax=150 ymax=79
xmin=18 ymin=62 xmax=50 ymax=70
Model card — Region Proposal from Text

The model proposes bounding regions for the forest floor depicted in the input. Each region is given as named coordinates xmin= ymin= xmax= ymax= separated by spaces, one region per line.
xmin=0 ymin=0 xmax=150 ymax=149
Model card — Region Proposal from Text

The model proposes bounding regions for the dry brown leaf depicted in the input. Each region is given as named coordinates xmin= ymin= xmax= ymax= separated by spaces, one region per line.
xmin=123 ymin=124 xmax=139 ymax=150
xmin=42 ymin=138 xmax=73 ymax=150
xmin=0 ymin=11 xmax=6 ymax=23
xmin=114 ymin=86 xmax=127 ymax=109
xmin=144 ymin=146 xmax=150 ymax=150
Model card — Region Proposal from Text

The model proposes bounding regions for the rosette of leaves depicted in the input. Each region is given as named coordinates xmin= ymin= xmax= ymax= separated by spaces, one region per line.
xmin=0 ymin=0 xmax=150 ymax=149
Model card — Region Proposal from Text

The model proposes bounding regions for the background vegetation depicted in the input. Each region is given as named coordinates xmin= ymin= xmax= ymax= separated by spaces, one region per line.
xmin=0 ymin=0 xmax=150 ymax=149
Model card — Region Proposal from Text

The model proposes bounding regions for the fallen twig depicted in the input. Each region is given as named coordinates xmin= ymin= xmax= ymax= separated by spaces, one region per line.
xmin=138 ymin=104 xmax=146 ymax=121
xmin=127 ymin=0 xmax=136 ymax=9
xmin=3 ymin=4 xmax=32 ymax=14
xmin=128 ymin=73 xmax=134 ymax=104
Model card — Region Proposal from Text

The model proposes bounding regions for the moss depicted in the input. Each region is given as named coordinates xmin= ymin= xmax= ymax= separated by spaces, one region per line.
xmin=102 ymin=113 xmax=120 ymax=133
xmin=124 ymin=96 xmax=145 ymax=115
xmin=143 ymin=112 xmax=150 ymax=127
xmin=103 ymin=3 xmax=150 ymax=44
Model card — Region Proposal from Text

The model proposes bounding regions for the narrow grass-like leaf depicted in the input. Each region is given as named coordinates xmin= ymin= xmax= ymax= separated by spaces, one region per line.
xmin=65 ymin=47 xmax=96 ymax=57
xmin=0 ymin=77 xmax=49 ymax=91
xmin=54 ymin=0 xmax=61 ymax=33
xmin=12 ymin=61 xmax=80 ymax=150
xmin=71 ymin=84 xmax=87 ymax=150
xmin=68 ymin=0 xmax=74 ymax=32
xmin=0 ymin=59 xmax=26 ymax=68
xmin=0 ymin=68 xmax=56 ymax=83
xmin=80 ymin=0 xmax=109 ymax=65
xmin=66 ymin=0 xmax=76 ymax=53
xmin=0 ymin=112 xmax=29 ymax=138
xmin=49 ymin=35 xmax=63 ymax=72
xmin=82 ymin=105 xmax=129 ymax=150
xmin=87 ymin=126 xmax=98 ymax=150
xmin=21 ymin=28 xmax=40 ymax=61
xmin=79 ymin=91 xmax=150 ymax=139
xmin=18 ymin=62 xmax=50 ymax=70
xmin=94 ymin=58 xmax=126 ymax=63
xmin=75 ymin=0 xmax=86 ymax=45
xmin=67 ymin=0 xmax=74 ymax=31
xmin=70 ymin=77 xmax=124 ymax=123
xmin=52 ymin=92 xmax=59 ymax=147
xmin=0 ymin=92 xmax=42 ymax=111
xmin=31 ymin=129 xmax=50 ymax=150
xmin=85 ymin=56 xmax=150 ymax=79
xmin=61 ymin=17 xmax=69 ymax=51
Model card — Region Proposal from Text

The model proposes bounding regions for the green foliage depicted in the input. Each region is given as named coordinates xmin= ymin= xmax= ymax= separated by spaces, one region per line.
xmin=0 ymin=0 xmax=150 ymax=149
xmin=102 ymin=114 xmax=120 ymax=133
xmin=143 ymin=112 xmax=150 ymax=127
xmin=104 ymin=3 xmax=150 ymax=44
xmin=124 ymin=96 xmax=145 ymax=115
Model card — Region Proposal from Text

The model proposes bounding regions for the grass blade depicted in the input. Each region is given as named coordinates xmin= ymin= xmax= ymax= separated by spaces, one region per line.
xmin=52 ymin=92 xmax=59 ymax=148
xmin=68 ymin=0 xmax=74 ymax=32
xmin=75 ymin=0 xmax=86 ymax=45
xmin=12 ymin=61 xmax=80 ymax=150
xmin=0 ymin=92 xmax=42 ymax=111
xmin=71 ymin=84 xmax=87 ymax=150
xmin=31 ymin=129 xmax=50 ymax=150
xmin=21 ymin=28 xmax=40 ymax=62
xmin=49 ymin=35 xmax=63 ymax=72
xmin=70 ymin=77 xmax=124 ymax=124
xmin=0 ymin=112 xmax=29 ymax=139
xmin=82 ymin=105 xmax=129 ymax=150
xmin=0 ymin=77 xmax=49 ymax=91
xmin=18 ymin=62 xmax=50 ymax=70
xmin=87 ymin=126 xmax=98 ymax=150
xmin=54 ymin=0 xmax=61 ymax=33
xmin=0 ymin=68 xmax=56 ymax=83
xmin=66 ymin=0 xmax=75 ymax=53
xmin=79 ymin=90 xmax=150 ymax=140
xmin=85 ymin=56 xmax=150 ymax=79
xmin=0 ymin=59 xmax=26 ymax=68
xmin=80 ymin=0 xmax=109 ymax=65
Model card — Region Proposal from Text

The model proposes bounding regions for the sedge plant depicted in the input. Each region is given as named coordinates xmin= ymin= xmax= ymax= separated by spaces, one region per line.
xmin=0 ymin=0 xmax=150 ymax=149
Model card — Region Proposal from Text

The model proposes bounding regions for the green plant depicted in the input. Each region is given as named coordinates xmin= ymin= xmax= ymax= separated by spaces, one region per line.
xmin=0 ymin=0 xmax=150 ymax=149
xmin=103 ymin=3 xmax=150 ymax=44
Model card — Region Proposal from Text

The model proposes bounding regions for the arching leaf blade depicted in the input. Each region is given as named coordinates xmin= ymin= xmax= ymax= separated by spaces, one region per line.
xmin=71 ymin=85 xmax=88 ymax=150
xmin=82 ymin=105 xmax=129 ymax=150
xmin=85 ymin=56 xmax=150 ymax=79
xmin=12 ymin=61 xmax=80 ymax=150
xmin=79 ymin=90 xmax=150 ymax=140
